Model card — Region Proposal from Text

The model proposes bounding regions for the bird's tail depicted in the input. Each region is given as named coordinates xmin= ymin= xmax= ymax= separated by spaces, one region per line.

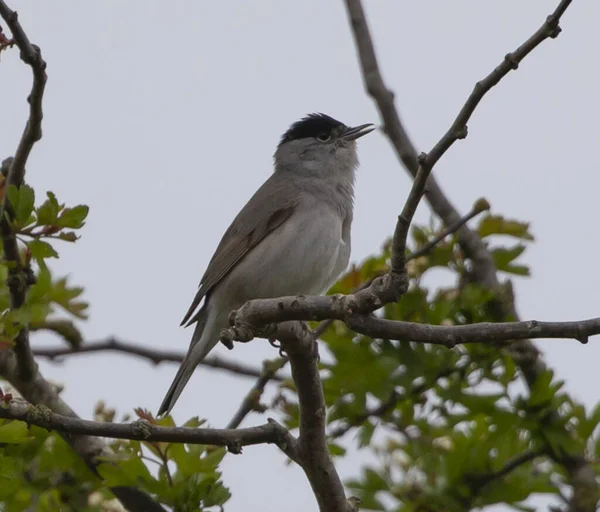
xmin=157 ymin=307 xmax=212 ymax=416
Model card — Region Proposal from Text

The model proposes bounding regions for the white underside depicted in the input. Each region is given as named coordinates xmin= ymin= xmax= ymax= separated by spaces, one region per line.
xmin=195 ymin=202 xmax=350 ymax=359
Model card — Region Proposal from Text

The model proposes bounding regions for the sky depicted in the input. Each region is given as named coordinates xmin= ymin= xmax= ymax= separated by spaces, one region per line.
xmin=1 ymin=1 xmax=600 ymax=511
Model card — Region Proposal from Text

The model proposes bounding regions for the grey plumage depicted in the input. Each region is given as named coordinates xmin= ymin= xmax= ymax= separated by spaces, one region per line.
xmin=158 ymin=113 xmax=374 ymax=416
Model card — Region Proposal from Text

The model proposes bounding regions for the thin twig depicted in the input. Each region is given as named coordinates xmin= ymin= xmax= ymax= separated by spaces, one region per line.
xmin=0 ymin=2 xmax=46 ymax=182
xmin=470 ymin=449 xmax=545 ymax=492
xmin=408 ymin=198 xmax=489 ymax=260
xmin=227 ymin=357 xmax=287 ymax=429
xmin=328 ymin=366 xmax=458 ymax=439
xmin=32 ymin=337 xmax=285 ymax=381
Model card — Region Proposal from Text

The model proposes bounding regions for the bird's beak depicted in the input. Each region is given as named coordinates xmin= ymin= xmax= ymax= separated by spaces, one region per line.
xmin=341 ymin=123 xmax=376 ymax=141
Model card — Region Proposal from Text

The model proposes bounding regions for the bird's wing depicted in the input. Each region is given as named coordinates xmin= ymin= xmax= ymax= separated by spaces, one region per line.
xmin=181 ymin=172 xmax=299 ymax=327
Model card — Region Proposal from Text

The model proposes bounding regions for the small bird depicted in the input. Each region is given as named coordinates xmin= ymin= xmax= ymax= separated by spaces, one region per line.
xmin=157 ymin=113 xmax=374 ymax=416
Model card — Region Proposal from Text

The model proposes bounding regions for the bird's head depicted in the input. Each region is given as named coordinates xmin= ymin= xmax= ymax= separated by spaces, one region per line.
xmin=274 ymin=113 xmax=374 ymax=178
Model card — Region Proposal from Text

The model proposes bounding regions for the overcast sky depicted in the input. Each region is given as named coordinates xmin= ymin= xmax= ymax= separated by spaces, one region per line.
xmin=1 ymin=1 xmax=599 ymax=511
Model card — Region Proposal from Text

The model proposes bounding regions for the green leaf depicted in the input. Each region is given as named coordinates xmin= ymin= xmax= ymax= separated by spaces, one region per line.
xmin=580 ymin=402 xmax=600 ymax=440
xmin=0 ymin=421 xmax=30 ymax=444
xmin=328 ymin=442 xmax=347 ymax=457
xmin=56 ymin=205 xmax=89 ymax=229
xmin=478 ymin=215 xmax=534 ymax=240
xmin=27 ymin=240 xmax=59 ymax=261
xmin=492 ymin=245 xmax=526 ymax=269
xmin=0 ymin=456 xmax=21 ymax=499
xmin=36 ymin=191 xmax=61 ymax=225
xmin=57 ymin=231 xmax=79 ymax=242
xmin=97 ymin=457 xmax=154 ymax=487
xmin=6 ymin=185 xmax=36 ymax=228
xmin=204 ymin=482 xmax=232 ymax=507
xmin=528 ymin=370 xmax=555 ymax=408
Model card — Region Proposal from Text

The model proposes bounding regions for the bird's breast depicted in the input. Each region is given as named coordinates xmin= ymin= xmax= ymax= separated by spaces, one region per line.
xmin=220 ymin=203 xmax=351 ymax=305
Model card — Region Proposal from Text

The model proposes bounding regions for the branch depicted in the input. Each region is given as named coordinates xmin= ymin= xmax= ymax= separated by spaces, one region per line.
xmin=0 ymin=1 xmax=47 ymax=381
xmin=0 ymin=2 xmax=46 ymax=183
xmin=469 ymin=450 xmax=545 ymax=493
xmin=408 ymin=198 xmax=489 ymax=260
xmin=226 ymin=357 xmax=287 ymax=429
xmin=0 ymin=397 xmax=297 ymax=452
xmin=275 ymin=322 xmax=353 ymax=512
xmin=32 ymin=337 xmax=285 ymax=381
xmin=225 ymin=292 xmax=600 ymax=346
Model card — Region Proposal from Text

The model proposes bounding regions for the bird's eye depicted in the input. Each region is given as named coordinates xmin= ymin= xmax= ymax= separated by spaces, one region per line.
xmin=316 ymin=133 xmax=331 ymax=142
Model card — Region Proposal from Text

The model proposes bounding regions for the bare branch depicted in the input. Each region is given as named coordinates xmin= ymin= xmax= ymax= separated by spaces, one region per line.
xmin=32 ymin=337 xmax=285 ymax=381
xmin=0 ymin=397 xmax=297 ymax=452
xmin=276 ymin=322 xmax=352 ymax=512
xmin=227 ymin=357 xmax=287 ymax=429
xmin=225 ymin=292 xmax=600 ymax=346
xmin=0 ymin=2 xmax=46 ymax=182
xmin=408 ymin=197 xmax=489 ymax=260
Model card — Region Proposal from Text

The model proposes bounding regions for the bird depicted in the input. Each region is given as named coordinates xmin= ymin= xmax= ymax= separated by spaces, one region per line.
xmin=157 ymin=113 xmax=375 ymax=416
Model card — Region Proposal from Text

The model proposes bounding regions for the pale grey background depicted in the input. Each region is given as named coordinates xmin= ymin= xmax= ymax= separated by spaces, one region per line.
xmin=1 ymin=1 xmax=599 ymax=511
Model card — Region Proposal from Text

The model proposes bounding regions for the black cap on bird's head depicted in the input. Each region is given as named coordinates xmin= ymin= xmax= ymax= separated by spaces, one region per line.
xmin=278 ymin=113 xmax=375 ymax=148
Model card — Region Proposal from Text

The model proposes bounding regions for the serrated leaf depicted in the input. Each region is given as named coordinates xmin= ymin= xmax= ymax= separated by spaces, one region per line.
xmin=492 ymin=245 xmax=526 ymax=269
xmin=204 ymin=483 xmax=231 ymax=507
xmin=478 ymin=215 xmax=534 ymax=240
xmin=6 ymin=184 xmax=35 ymax=226
xmin=36 ymin=191 xmax=61 ymax=225
xmin=56 ymin=205 xmax=89 ymax=229
xmin=27 ymin=240 xmax=59 ymax=260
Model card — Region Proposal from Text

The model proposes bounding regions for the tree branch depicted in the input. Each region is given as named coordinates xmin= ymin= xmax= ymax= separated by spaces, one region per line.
xmin=0 ymin=2 xmax=46 ymax=183
xmin=225 ymin=296 xmax=600 ymax=346
xmin=226 ymin=357 xmax=287 ymax=429
xmin=32 ymin=337 xmax=285 ymax=381
xmin=0 ymin=396 xmax=297 ymax=451
xmin=275 ymin=322 xmax=353 ymax=512
xmin=469 ymin=449 xmax=545 ymax=495
xmin=0 ymin=0 xmax=47 ymax=381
